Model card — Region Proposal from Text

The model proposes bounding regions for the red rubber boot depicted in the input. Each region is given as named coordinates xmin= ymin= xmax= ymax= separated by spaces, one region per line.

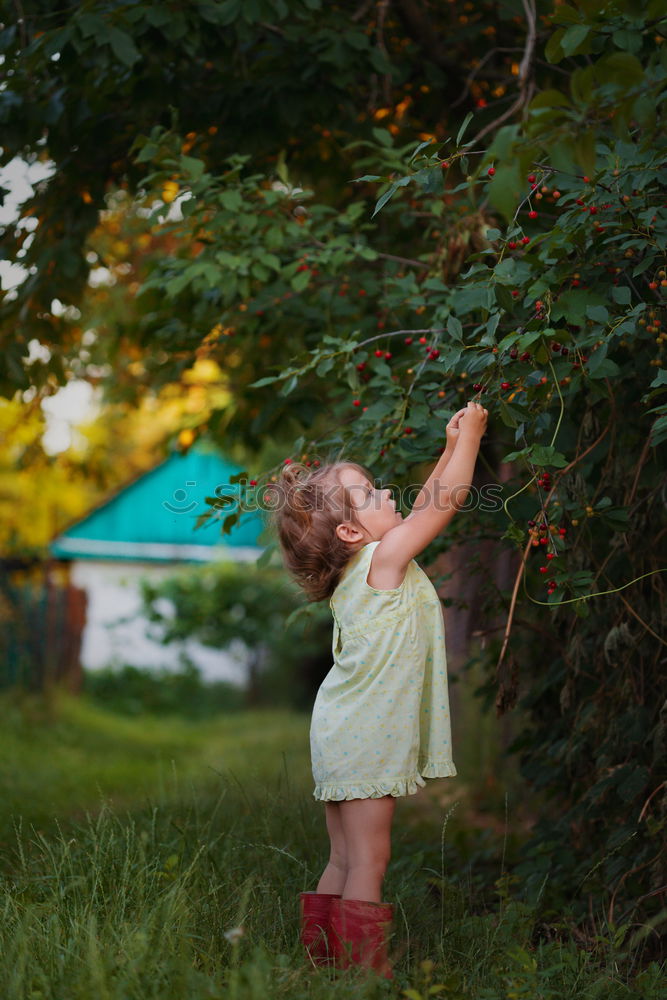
xmin=328 ymin=896 xmax=394 ymax=980
xmin=299 ymin=891 xmax=341 ymax=967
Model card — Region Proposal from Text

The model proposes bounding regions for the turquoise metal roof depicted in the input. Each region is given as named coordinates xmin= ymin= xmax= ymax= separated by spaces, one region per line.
xmin=50 ymin=444 xmax=266 ymax=562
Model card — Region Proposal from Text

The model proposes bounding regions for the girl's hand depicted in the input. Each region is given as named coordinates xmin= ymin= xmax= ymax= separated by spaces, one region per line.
xmin=445 ymin=407 xmax=469 ymax=448
xmin=458 ymin=400 xmax=489 ymax=440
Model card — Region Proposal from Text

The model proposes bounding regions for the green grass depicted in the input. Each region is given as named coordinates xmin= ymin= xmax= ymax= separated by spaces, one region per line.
xmin=0 ymin=691 xmax=662 ymax=999
xmin=0 ymin=690 xmax=312 ymax=841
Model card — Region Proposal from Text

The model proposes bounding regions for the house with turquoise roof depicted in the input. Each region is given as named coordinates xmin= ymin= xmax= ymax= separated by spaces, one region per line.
xmin=50 ymin=444 xmax=266 ymax=680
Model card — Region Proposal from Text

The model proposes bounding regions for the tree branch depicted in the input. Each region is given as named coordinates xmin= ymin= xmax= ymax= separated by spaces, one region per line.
xmin=467 ymin=0 xmax=537 ymax=146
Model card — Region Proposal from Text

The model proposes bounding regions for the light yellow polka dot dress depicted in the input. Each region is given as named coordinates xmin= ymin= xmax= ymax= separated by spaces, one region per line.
xmin=311 ymin=539 xmax=457 ymax=801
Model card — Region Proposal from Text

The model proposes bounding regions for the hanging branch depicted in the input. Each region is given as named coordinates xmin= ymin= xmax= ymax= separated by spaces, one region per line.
xmin=467 ymin=0 xmax=538 ymax=147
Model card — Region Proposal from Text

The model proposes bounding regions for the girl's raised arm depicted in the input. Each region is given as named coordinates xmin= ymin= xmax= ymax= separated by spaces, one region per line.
xmin=373 ymin=401 xmax=488 ymax=578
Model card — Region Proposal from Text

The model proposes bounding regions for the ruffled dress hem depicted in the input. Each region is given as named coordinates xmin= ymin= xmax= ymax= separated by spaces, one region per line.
xmin=313 ymin=759 xmax=456 ymax=801
xmin=419 ymin=759 xmax=458 ymax=779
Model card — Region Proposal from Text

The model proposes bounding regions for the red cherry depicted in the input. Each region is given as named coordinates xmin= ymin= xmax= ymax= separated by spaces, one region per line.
xmin=508 ymin=241 xmax=517 ymax=249
xmin=488 ymin=166 xmax=496 ymax=176
xmin=352 ymin=399 xmax=361 ymax=406
xmin=404 ymin=426 xmax=413 ymax=434
xmin=539 ymin=566 xmax=548 ymax=573
xmin=384 ymin=351 xmax=392 ymax=359
xmin=404 ymin=336 xmax=414 ymax=344
xmin=441 ymin=161 xmax=450 ymax=169
xmin=521 ymin=236 xmax=531 ymax=245
xmin=501 ymin=381 xmax=510 ymax=390
xmin=284 ymin=458 xmax=292 ymax=464
xmin=540 ymin=537 xmax=548 ymax=545
xmin=528 ymin=210 xmax=538 ymax=219
xmin=249 ymin=479 xmax=257 ymax=486
xmin=558 ymin=527 xmax=567 ymax=536
xmin=429 ymin=349 xmax=440 ymax=359
xmin=313 ymin=460 xmax=320 ymax=466
xmin=377 ymin=320 xmax=385 ymax=328
xmin=375 ymin=349 xmax=384 ymax=357
xmin=527 ymin=174 xmax=536 ymax=184
xmin=589 ymin=206 xmax=598 ymax=215
xmin=583 ymin=175 xmax=590 ymax=183
xmin=419 ymin=336 xmax=427 ymax=344
xmin=511 ymin=289 xmax=520 ymax=298
xmin=472 ymin=382 xmax=482 ymax=391
xmin=546 ymin=553 xmax=556 ymax=560
xmin=356 ymin=362 xmax=366 ymax=370
xmin=509 ymin=348 xmax=518 ymax=359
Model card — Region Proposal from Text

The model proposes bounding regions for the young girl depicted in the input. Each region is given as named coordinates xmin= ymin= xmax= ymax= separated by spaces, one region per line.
xmin=273 ymin=400 xmax=488 ymax=979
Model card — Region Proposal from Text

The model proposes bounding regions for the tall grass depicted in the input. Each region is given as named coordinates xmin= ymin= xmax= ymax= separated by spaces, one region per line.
xmin=0 ymin=693 xmax=663 ymax=998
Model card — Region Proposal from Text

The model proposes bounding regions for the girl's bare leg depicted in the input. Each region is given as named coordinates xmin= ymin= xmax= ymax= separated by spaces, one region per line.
xmin=315 ymin=801 xmax=348 ymax=894
xmin=338 ymin=795 xmax=395 ymax=903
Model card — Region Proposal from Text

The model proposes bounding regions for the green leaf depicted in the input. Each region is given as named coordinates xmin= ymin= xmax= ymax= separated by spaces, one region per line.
xmin=560 ymin=24 xmax=591 ymax=57
xmin=529 ymin=444 xmax=569 ymax=468
xmin=371 ymin=127 xmax=394 ymax=148
xmin=409 ymin=139 xmax=435 ymax=162
xmin=456 ymin=111 xmax=474 ymax=146
xmin=414 ymin=167 xmax=444 ymax=195
xmin=107 ymin=26 xmax=141 ymax=66
xmin=596 ymin=52 xmax=644 ymax=88
xmin=545 ymin=27 xmax=565 ymax=64
xmin=222 ymin=512 xmax=239 ymax=536
xmin=255 ymin=542 xmax=277 ymax=569
xmin=219 ymin=189 xmax=242 ymax=211
xmin=573 ymin=130 xmax=596 ymax=175
xmin=486 ymin=162 xmax=523 ymax=222
xmin=181 ymin=155 xmax=205 ymax=181
xmin=291 ymin=270 xmax=311 ymax=292
xmin=495 ymin=285 xmax=516 ymax=313
xmin=351 ymin=174 xmax=382 ymax=183
xmin=502 ymin=522 xmax=526 ymax=545
xmin=529 ymin=89 xmax=572 ymax=110
xmin=499 ymin=401 xmax=520 ymax=428
xmin=649 ymin=415 xmax=667 ymax=447
xmin=371 ymin=176 xmax=411 ymax=218
xmin=588 ymin=358 xmax=619 ymax=378
xmin=649 ymin=370 xmax=667 ymax=388
xmin=586 ymin=305 xmax=609 ymax=323
xmin=447 ymin=315 xmax=463 ymax=342
xmin=611 ymin=285 xmax=631 ymax=305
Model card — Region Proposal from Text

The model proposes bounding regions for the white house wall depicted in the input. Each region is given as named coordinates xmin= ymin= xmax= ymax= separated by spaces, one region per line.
xmin=71 ymin=559 xmax=250 ymax=683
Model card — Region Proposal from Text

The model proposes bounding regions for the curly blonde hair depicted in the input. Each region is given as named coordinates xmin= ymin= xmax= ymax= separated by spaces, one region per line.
xmin=268 ymin=460 xmax=372 ymax=602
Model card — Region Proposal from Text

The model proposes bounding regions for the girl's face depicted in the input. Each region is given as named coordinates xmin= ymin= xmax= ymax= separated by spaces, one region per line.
xmin=335 ymin=465 xmax=402 ymax=546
